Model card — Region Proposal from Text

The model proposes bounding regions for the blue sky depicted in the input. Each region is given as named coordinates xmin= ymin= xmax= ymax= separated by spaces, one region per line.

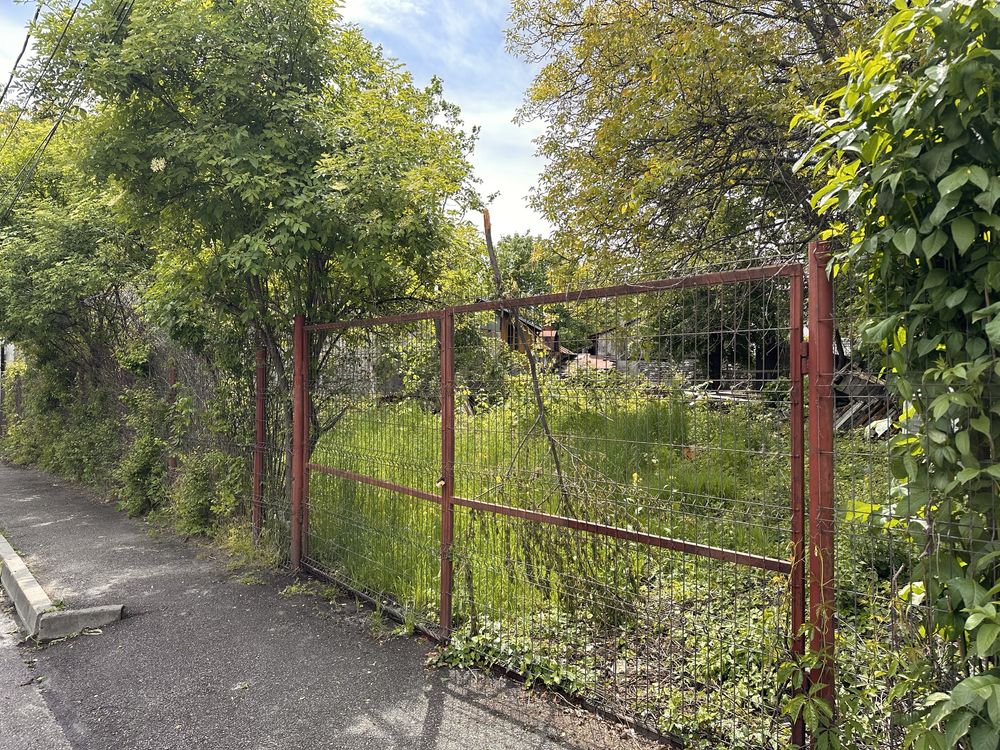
xmin=341 ymin=0 xmax=548 ymax=235
xmin=0 ymin=3 xmax=34 ymax=92
xmin=0 ymin=0 xmax=548 ymax=234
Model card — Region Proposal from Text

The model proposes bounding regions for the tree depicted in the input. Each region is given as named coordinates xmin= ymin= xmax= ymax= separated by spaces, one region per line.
xmin=30 ymin=0 xmax=474 ymax=340
xmin=494 ymin=233 xmax=549 ymax=296
xmin=798 ymin=0 xmax=1000 ymax=745
xmin=0 ymin=117 xmax=144 ymax=382
xmin=507 ymin=0 xmax=883 ymax=279
xmin=25 ymin=0 xmax=477 ymax=440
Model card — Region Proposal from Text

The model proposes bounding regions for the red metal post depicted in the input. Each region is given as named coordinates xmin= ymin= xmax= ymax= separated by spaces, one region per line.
xmin=167 ymin=366 xmax=178 ymax=475
xmin=252 ymin=346 xmax=265 ymax=543
xmin=789 ymin=268 xmax=807 ymax=749
xmin=302 ymin=332 xmax=311 ymax=562
xmin=807 ymin=240 xmax=836 ymax=725
xmin=439 ymin=310 xmax=456 ymax=638
xmin=291 ymin=315 xmax=305 ymax=571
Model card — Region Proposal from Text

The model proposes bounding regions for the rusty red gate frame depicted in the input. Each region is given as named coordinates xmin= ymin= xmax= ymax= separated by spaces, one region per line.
xmin=807 ymin=241 xmax=837 ymax=725
xmin=259 ymin=247 xmax=841 ymax=747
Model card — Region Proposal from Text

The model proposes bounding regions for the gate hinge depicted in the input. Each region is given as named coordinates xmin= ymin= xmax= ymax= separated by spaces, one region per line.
xmin=800 ymin=342 xmax=809 ymax=362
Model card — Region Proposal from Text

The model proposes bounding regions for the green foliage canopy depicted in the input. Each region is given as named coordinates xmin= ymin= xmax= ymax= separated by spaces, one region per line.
xmin=798 ymin=0 xmax=1000 ymax=746
xmin=508 ymin=0 xmax=880 ymax=279
xmin=0 ymin=118 xmax=144 ymax=379
xmin=25 ymin=0 xmax=476 ymax=386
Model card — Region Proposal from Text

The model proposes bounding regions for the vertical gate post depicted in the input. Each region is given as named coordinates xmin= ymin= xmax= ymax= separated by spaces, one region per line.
xmin=167 ymin=365 xmax=178 ymax=475
xmin=302 ymin=334 xmax=311 ymax=562
xmin=439 ymin=310 xmax=456 ymax=639
xmin=291 ymin=315 xmax=306 ymax=571
xmin=252 ymin=345 xmax=266 ymax=543
xmin=807 ymin=240 xmax=836 ymax=725
xmin=789 ymin=268 xmax=807 ymax=749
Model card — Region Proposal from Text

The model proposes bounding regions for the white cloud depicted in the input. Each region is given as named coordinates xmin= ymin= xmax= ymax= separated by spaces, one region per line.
xmin=340 ymin=0 xmax=551 ymax=235
xmin=338 ymin=0 xmax=426 ymax=34
xmin=459 ymin=105 xmax=548 ymax=234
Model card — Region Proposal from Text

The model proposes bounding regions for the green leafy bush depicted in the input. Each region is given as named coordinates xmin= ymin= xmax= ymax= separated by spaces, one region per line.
xmin=113 ymin=389 xmax=169 ymax=517
xmin=3 ymin=362 xmax=122 ymax=486
xmin=171 ymin=449 xmax=246 ymax=535
xmin=432 ymin=615 xmax=596 ymax=697
xmin=114 ymin=432 xmax=167 ymax=517
xmin=4 ymin=358 xmax=254 ymax=539
xmin=797 ymin=0 xmax=1000 ymax=745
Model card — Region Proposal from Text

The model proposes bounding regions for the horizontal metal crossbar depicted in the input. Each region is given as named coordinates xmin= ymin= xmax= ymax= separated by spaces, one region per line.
xmin=307 ymin=463 xmax=793 ymax=574
xmin=307 ymin=309 xmax=444 ymax=332
xmin=304 ymin=263 xmax=804 ymax=332
xmin=307 ymin=463 xmax=444 ymax=504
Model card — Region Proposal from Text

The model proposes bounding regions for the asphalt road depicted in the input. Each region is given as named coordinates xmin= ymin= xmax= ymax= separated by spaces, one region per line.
xmin=0 ymin=605 xmax=71 ymax=750
xmin=0 ymin=464 xmax=648 ymax=750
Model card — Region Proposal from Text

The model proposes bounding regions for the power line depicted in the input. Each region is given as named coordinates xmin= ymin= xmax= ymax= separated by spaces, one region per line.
xmin=0 ymin=0 xmax=85 ymax=161
xmin=0 ymin=79 xmax=85 ymax=212
xmin=0 ymin=0 xmax=135 ymax=224
xmin=0 ymin=2 xmax=43 ymax=108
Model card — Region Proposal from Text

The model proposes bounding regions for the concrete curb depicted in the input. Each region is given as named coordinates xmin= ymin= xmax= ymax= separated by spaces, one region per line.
xmin=0 ymin=533 xmax=123 ymax=641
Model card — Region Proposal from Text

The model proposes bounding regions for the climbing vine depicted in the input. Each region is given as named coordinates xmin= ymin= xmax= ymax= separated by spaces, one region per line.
xmin=797 ymin=0 xmax=1000 ymax=746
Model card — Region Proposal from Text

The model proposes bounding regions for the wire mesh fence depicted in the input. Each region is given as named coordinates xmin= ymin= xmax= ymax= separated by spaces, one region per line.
xmin=26 ymin=240 xmax=973 ymax=748
xmin=155 ymin=336 xmax=290 ymax=554
xmin=298 ymin=265 xmax=807 ymax=747
xmin=826 ymin=259 xmax=964 ymax=749
xmin=305 ymin=318 xmax=444 ymax=626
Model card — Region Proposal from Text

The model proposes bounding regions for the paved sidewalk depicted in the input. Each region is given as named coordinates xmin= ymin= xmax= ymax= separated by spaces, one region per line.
xmin=0 ymin=606 xmax=71 ymax=750
xmin=0 ymin=464 xmax=646 ymax=750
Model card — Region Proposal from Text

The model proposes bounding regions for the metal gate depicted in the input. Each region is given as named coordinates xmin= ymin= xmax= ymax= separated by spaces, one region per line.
xmin=274 ymin=246 xmax=838 ymax=748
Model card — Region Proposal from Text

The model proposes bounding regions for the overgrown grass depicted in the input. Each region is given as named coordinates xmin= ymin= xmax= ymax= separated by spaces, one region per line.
xmin=305 ymin=372 xmax=862 ymax=747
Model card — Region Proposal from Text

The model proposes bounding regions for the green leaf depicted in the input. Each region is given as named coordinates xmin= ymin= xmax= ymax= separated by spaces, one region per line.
xmin=952 ymin=217 xmax=977 ymax=253
xmin=967 ymin=612 xmax=988 ymax=630
xmin=864 ymin=315 xmax=902 ymax=344
xmin=921 ymin=142 xmax=960 ymax=180
xmin=974 ymin=302 xmax=1000 ymax=323
xmin=978 ymin=623 xmax=1000 ymax=657
xmin=957 ymin=430 xmax=971 ymax=456
xmin=956 ymin=675 xmax=1000 ymax=704
xmin=975 ymin=178 xmax=1000 ymax=212
xmin=976 ymin=550 xmax=1000 ymax=573
xmin=929 ymin=191 xmax=962 ymax=226
xmin=939 ymin=168 xmax=972 ymax=197
xmin=972 ymin=414 xmax=991 ymax=436
xmin=925 ymin=268 xmax=950 ymax=289
xmin=923 ymin=229 xmax=949 ymax=259
xmin=958 ymin=467 xmax=982 ymax=483
xmin=974 ymin=211 xmax=1000 ymax=229
xmin=969 ymin=166 xmax=991 ymax=190
xmin=928 ymin=694 xmax=959 ymax=727
xmin=988 ymin=685 xmax=1000 ymax=727
xmin=986 ymin=314 xmax=1000 ymax=346
xmin=970 ymin=721 xmax=1000 ymax=750
xmin=918 ymin=334 xmax=943 ymax=355
xmin=945 ymin=710 xmax=974 ymax=748
xmin=893 ymin=227 xmax=918 ymax=255
xmin=931 ymin=392 xmax=959 ymax=419
xmin=946 ymin=287 xmax=969 ymax=307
